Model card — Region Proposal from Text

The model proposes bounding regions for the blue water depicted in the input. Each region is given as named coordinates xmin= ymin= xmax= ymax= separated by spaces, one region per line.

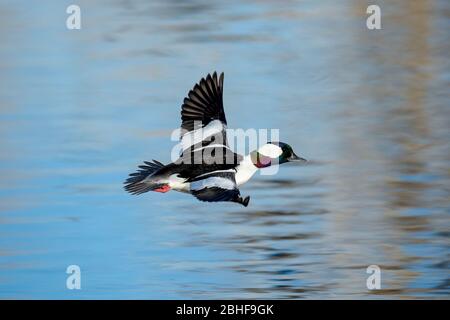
xmin=0 ymin=0 xmax=449 ymax=299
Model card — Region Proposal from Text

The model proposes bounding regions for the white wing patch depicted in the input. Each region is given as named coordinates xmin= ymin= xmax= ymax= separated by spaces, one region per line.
xmin=180 ymin=120 xmax=226 ymax=152
xmin=194 ymin=169 xmax=236 ymax=179
xmin=191 ymin=176 xmax=236 ymax=191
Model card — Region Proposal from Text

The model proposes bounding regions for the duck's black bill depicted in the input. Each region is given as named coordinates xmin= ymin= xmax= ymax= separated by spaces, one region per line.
xmin=288 ymin=153 xmax=307 ymax=162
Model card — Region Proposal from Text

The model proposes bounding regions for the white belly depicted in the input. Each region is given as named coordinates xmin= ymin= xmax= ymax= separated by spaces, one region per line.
xmin=235 ymin=156 xmax=258 ymax=186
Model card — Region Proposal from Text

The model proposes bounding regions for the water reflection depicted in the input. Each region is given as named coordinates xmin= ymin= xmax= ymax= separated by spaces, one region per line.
xmin=0 ymin=0 xmax=448 ymax=298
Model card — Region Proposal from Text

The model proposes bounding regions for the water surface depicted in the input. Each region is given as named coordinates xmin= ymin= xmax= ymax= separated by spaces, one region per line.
xmin=0 ymin=0 xmax=449 ymax=299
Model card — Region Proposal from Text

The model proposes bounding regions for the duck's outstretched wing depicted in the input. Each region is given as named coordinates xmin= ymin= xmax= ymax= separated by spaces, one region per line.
xmin=181 ymin=72 xmax=226 ymax=133
xmin=189 ymin=171 xmax=249 ymax=207
xmin=179 ymin=72 xmax=229 ymax=153
xmin=176 ymin=72 xmax=243 ymax=179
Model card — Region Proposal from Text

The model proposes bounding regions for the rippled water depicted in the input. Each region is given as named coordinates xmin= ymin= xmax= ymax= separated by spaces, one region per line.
xmin=0 ymin=0 xmax=449 ymax=299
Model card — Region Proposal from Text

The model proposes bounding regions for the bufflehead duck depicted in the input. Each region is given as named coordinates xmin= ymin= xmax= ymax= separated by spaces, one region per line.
xmin=124 ymin=72 xmax=305 ymax=206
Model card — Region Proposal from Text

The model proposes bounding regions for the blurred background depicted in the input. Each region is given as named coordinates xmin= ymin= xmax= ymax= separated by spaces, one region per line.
xmin=0 ymin=0 xmax=448 ymax=299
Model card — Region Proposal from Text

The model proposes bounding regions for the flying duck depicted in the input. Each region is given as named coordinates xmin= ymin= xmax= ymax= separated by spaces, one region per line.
xmin=124 ymin=72 xmax=305 ymax=207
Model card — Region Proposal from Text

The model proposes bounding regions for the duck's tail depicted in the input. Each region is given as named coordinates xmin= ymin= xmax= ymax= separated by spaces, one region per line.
xmin=124 ymin=160 xmax=166 ymax=195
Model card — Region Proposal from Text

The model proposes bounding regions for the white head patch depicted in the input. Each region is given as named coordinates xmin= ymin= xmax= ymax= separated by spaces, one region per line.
xmin=258 ymin=143 xmax=282 ymax=158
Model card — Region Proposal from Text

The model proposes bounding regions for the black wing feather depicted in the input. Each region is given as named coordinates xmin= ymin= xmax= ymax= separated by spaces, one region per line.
xmin=181 ymin=72 xmax=226 ymax=133
xmin=192 ymin=187 xmax=240 ymax=203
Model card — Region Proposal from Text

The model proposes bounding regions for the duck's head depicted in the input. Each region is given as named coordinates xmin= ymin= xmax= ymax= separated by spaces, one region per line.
xmin=250 ymin=141 xmax=306 ymax=168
